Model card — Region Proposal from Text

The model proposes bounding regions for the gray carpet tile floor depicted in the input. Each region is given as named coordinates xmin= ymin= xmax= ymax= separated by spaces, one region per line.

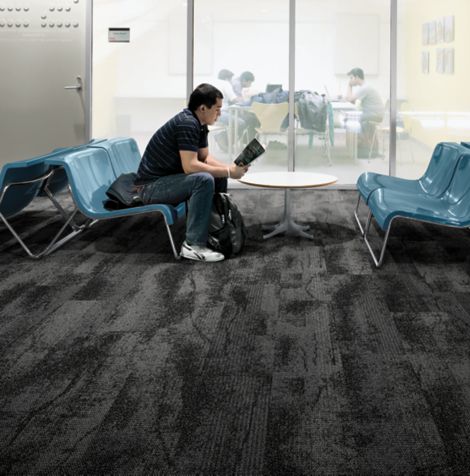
xmin=1 ymin=189 xmax=470 ymax=475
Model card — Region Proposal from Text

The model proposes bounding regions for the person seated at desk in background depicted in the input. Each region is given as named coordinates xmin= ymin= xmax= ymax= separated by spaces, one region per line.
xmin=231 ymin=71 xmax=255 ymax=96
xmin=213 ymin=69 xmax=259 ymax=150
xmin=135 ymin=83 xmax=248 ymax=262
xmin=343 ymin=67 xmax=384 ymax=158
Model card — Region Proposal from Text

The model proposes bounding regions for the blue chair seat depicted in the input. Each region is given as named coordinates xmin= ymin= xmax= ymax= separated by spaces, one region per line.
xmin=72 ymin=192 xmax=185 ymax=225
xmin=368 ymin=187 xmax=469 ymax=231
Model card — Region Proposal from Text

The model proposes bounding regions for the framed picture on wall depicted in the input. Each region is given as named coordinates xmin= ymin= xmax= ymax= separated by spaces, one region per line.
xmin=444 ymin=15 xmax=455 ymax=42
xmin=428 ymin=21 xmax=437 ymax=45
xmin=436 ymin=48 xmax=444 ymax=74
xmin=444 ymin=48 xmax=454 ymax=74
xmin=422 ymin=23 xmax=429 ymax=45
xmin=421 ymin=51 xmax=430 ymax=74
xmin=436 ymin=17 xmax=444 ymax=44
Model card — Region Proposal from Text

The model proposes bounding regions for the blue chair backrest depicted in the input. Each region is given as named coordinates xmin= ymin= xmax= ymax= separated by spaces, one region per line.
xmin=0 ymin=148 xmax=74 ymax=218
xmin=444 ymin=153 xmax=470 ymax=205
xmin=38 ymin=139 xmax=107 ymax=196
xmin=88 ymin=137 xmax=141 ymax=176
xmin=57 ymin=148 xmax=115 ymax=215
xmin=419 ymin=142 xmax=464 ymax=196
xmin=447 ymin=154 xmax=470 ymax=222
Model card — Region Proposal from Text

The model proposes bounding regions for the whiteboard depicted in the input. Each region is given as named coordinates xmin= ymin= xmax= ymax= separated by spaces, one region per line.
xmin=334 ymin=14 xmax=379 ymax=75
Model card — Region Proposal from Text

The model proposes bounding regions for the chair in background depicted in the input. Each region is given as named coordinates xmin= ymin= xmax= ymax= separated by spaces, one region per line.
xmin=249 ymin=101 xmax=289 ymax=148
xmin=295 ymin=101 xmax=334 ymax=166
xmin=368 ymin=100 xmax=413 ymax=161
xmin=208 ymin=123 xmax=230 ymax=155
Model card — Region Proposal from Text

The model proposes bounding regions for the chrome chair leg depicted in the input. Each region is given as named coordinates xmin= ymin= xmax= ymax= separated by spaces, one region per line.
xmin=362 ymin=210 xmax=392 ymax=267
xmin=163 ymin=216 xmax=181 ymax=260
xmin=353 ymin=194 xmax=365 ymax=236
xmin=0 ymin=207 xmax=83 ymax=259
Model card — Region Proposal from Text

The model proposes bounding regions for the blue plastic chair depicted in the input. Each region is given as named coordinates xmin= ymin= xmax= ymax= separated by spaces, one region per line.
xmin=88 ymin=137 xmax=141 ymax=176
xmin=354 ymin=142 xmax=466 ymax=234
xmin=39 ymin=139 xmax=107 ymax=197
xmin=44 ymin=148 xmax=186 ymax=258
xmin=301 ymin=102 xmax=334 ymax=165
xmin=362 ymin=150 xmax=470 ymax=267
xmin=0 ymin=148 xmax=78 ymax=258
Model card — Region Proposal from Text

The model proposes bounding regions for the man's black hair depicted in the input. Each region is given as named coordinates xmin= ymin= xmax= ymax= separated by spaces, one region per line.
xmin=188 ymin=83 xmax=223 ymax=112
xmin=347 ymin=67 xmax=364 ymax=80
xmin=240 ymin=71 xmax=255 ymax=82
xmin=218 ymin=69 xmax=234 ymax=80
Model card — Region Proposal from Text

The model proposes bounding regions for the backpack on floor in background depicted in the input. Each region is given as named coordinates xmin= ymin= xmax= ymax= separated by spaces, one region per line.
xmin=208 ymin=192 xmax=246 ymax=258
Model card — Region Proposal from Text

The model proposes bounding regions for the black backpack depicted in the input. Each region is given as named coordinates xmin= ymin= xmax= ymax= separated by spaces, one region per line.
xmin=208 ymin=193 xmax=246 ymax=258
xmin=296 ymin=90 xmax=327 ymax=132
xmin=104 ymin=172 xmax=143 ymax=210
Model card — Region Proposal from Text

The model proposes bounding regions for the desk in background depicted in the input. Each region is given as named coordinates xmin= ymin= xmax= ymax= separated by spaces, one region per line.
xmin=229 ymin=100 xmax=362 ymax=161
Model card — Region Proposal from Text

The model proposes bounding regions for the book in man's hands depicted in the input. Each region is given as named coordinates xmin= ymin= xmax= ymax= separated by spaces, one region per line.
xmin=234 ymin=138 xmax=265 ymax=166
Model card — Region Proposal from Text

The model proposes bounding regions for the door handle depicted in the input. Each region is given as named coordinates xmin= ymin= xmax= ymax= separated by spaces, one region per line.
xmin=64 ymin=76 xmax=82 ymax=91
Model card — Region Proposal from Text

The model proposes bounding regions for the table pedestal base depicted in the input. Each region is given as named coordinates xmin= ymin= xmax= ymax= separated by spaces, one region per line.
xmin=262 ymin=189 xmax=313 ymax=240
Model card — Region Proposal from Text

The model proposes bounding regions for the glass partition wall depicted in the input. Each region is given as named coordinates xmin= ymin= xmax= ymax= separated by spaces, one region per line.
xmin=193 ymin=0 xmax=290 ymax=172
xmin=92 ymin=1 xmax=469 ymax=186
xmin=295 ymin=0 xmax=390 ymax=184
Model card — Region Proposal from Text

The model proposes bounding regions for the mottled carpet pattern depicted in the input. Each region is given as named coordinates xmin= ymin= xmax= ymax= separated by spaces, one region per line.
xmin=1 ymin=189 xmax=470 ymax=475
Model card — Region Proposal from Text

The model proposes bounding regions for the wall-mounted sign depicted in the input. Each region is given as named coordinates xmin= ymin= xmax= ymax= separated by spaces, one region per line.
xmin=108 ymin=27 xmax=130 ymax=43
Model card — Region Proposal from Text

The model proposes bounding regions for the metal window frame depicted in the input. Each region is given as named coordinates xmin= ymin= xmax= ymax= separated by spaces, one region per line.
xmin=85 ymin=0 xmax=93 ymax=141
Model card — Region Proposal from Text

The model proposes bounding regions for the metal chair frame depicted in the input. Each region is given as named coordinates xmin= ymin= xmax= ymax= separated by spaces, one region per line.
xmin=0 ymin=170 xmax=86 ymax=259
xmin=362 ymin=211 xmax=467 ymax=268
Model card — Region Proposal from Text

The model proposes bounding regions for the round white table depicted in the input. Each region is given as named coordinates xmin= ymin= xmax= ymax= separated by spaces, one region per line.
xmin=238 ymin=171 xmax=337 ymax=239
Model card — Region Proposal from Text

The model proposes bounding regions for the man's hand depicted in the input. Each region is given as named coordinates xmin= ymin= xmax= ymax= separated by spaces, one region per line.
xmin=229 ymin=164 xmax=249 ymax=179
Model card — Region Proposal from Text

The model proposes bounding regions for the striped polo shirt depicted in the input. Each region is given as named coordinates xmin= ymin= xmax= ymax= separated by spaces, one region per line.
xmin=136 ymin=108 xmax=208 ymax=183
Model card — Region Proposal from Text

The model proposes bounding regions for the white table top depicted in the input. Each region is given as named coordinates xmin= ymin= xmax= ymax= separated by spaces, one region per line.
xmin=238 ymin=171 xmax=337 ymax=189
xmin=330 ymin=101 xmax=357 ymax=110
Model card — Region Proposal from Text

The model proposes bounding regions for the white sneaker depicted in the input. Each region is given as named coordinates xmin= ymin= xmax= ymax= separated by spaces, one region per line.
xmin=180 ymin=241 xmax=225 ymax=262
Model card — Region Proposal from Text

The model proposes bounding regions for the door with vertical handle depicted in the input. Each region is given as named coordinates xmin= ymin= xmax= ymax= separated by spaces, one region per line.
xmin=0 ymin=0 xmax=91 ymax=166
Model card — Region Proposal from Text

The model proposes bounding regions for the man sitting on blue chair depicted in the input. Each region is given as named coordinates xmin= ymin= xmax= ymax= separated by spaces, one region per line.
xmin=135 ymin=83 xmax=249 ymax=262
